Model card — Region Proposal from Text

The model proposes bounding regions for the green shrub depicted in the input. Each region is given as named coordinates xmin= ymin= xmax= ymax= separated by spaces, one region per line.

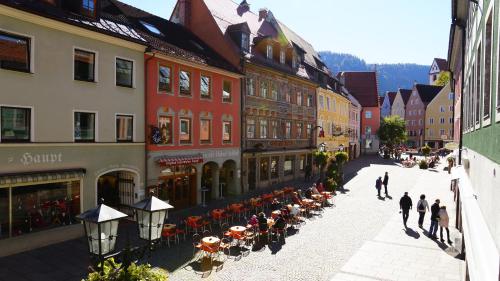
xmin=421 ymin=145 xmax=431 ymax=157
xmin=83 ymin=258 xmax=168 ymax=281
xmin=326 ymin=177 xmax=337 ymax=192
xmin=419 ymin=160 xmax=428 ymax=169
xmin=334 ymin=151 xmax=349 ymax=164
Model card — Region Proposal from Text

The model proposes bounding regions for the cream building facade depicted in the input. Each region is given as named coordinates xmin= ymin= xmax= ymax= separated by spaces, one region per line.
xmin=424 ymin=83 xmax=454 ymax=148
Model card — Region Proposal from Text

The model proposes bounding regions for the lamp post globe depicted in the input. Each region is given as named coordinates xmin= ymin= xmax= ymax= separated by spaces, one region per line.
xmin=339 ymin=144 xmax=344 ymax=151
xmin=76 ymin=203 xmax=128 ymax=264
xmin=131 ymin=195 xmax=173 ymax=245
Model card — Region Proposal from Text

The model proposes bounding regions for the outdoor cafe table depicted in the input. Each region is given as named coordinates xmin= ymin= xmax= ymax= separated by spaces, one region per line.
xmin=211 ymin=209 xmax=225 ymax=220
xmin=230 ymin=226 xmax=246 ymax=235
xmin=202 ymin=236 xmax=220 ymax=247
xmin=271 ymin=210 xmax=281 ymax=219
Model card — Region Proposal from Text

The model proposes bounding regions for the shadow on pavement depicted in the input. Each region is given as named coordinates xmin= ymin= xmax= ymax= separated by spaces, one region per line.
xmin=404 ymin=227 xmax=420 ymax=239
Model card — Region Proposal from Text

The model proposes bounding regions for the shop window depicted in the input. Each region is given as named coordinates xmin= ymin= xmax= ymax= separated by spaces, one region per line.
xmin=81 ymin=0 xmax=97 ymax=17
xmin=271 ymin=156 xmax=279 ymax=179
xmin=158 ymin=65 xmax=172 ymax=92
xmin=74 ymin=112 xmax=95 ymax=142
xmin=158 ymin=115 xmax=173 ymax=144
xmin=0 ymin=107 xmax=31 ymax=143
xmin=223 ymin=121 xmax=231 ymax=143
xmin=116 ymin=115 xmax=133 ymax=142
xmin=285 ymin=121 xmax=291 ymax=138
xmin=299 ymin=155 xmax=306 ymax=171
xmin=260 ymin=120 xmax=268 ymax=139
xmin=7 ymin=181 xmax=80 ymax=238
xmin=116 ymin=58 xmax=133 ymax=88
xmin=271 ymin=120 xmax=278 ymax=139
xmin=260 ymin=158 xmax=269 ymax=181
xmin=0 ymin=31 xmax=30 ymax=72
xmin=246 ymin=119 xmax=255 ymax=139
xmin=0 ymin=188 xmax=8 ymax=239
xmin=246 ymin=77 xmax=255 ymax=96
xmin=179 ymin=70 xmax=191 ymax=96
xmin=200 ymin=75 xmax=211 ymax=99
xmin=74 ymin=49 xmax=95 ymax=82
xmin=200 ymin=119 xmax=211 ymax=143
xmin=296 ymin=123 xmax=303 ymax=138
xmin=284 ymin=156 xmax=294 ymax=176
xmin=223 ymin=80 xmax=232 ymax=103
xmin=179 ymin=118 xmax=191 ymax=144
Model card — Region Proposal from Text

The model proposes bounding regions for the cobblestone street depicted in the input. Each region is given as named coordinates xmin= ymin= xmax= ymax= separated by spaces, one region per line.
xmin=0 ymin=155 xmax=465 ymax=281
xmin=166 ymin=155 xmax=464 ymax=281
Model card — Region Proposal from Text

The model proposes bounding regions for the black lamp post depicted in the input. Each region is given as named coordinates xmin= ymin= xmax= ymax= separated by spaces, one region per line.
xmin=131 ymin=196 xmax=173 ymax=248
xmin=76 ymin=202 xmax=128 ymax=270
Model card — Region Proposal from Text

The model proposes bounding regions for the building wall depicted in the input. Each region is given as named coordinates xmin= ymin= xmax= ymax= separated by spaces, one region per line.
xmin=405 ymin=88 xmax=426 ymax=147
xmin=349 ymin=103 xmax=361 ymax=158
xmin=453 ymin=74 xmax=462 ymax=143
xmin=425 ymin=83 xmax=453 ymax=147
xmin=317 ymin=88 xmax=350 ymax=152
xmin=380 ymin=95 xmax=392 ymax=119
xmin=391 ymin=92 xmax=406 ymax=119
xmin=361 ymin=106 xmax=380 ymax=153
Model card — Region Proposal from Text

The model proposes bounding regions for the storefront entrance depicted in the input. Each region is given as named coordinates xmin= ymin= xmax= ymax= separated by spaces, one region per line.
xmin=97 ymin=170 xmax=136 ymax=215
xmin=152 ymin=165 xmax=197 ymax=210
xmin=202 ymin=162 xmax=219 ymax=202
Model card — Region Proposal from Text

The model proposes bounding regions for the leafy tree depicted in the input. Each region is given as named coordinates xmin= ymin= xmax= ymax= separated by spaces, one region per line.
xmin=313 ymin=150 xmax=331 ymax=181
xmin=434 ymin=71 xmax=451 ymax=86
xmin=377 ymin=115 xmax=407 ymax=156
xmin=83 ymin=258 xmax=168 ymax=281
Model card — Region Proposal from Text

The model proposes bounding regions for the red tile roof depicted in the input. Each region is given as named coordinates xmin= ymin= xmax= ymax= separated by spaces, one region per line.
xmin=338 ymin=72 xmax=379 ymax=107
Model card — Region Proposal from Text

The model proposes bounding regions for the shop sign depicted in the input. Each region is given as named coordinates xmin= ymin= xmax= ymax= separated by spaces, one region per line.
xmin=202 ymin=149 xmax=239 ymax=160
xmin=10 ymin=152 xmax=63 ymax=166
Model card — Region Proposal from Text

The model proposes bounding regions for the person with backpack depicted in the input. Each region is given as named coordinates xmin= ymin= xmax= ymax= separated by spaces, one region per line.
xmin=429 ymin=199 xmax=441 ymax=239
xmin=382 ymin=172 xmax=389 ymax=195
xmin=416 ymin=194 xmax=429 ymax=228
xmin=399 ymin=192 xmax=413 ymax=228
xmin=375 ymin=177 xmax=382 ymax=197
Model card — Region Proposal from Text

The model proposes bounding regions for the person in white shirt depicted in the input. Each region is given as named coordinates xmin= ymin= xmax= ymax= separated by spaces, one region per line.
xmin=416 ymin=194 xmax=429 ymax=228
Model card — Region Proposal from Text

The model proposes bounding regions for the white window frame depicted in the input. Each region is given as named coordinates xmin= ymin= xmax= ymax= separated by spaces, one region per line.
xmin=0 ymin=104 xmax=35 ymax=143
xmin=266 ymin=44 xmax=273 ymax=60
xmin=114 ymin=113 xmax=136 ymax=142
xmin=73 ymin=46 xmax=99 ymax=82
xmin=0 ymin=28 xmax=35 ymax=73
xmin=114 ymin=56 xmax=136 ymax=88
xmin=73 ymin=109 xmax=98 ymax=142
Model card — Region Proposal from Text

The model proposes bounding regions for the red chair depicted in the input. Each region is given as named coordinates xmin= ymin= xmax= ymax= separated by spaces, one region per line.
xmin=161 ymin=228 xmax=177 ymax=247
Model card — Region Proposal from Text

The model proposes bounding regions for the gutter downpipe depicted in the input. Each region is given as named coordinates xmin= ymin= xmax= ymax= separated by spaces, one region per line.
xmin=144 ymin=49 xmax=156 ymax=194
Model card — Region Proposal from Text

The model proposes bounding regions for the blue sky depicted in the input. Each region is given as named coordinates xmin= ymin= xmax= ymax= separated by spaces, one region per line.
xmin=120 ymin=0 xmax=451 ymax=65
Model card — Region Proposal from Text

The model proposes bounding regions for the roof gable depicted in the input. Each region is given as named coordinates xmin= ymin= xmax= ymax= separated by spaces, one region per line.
xmin=398 ymin=88 xmax=412 ymax=105
xmin=415 ymin=84 xmax=443 ymax=104
xmin=387 ymin=91 xmax=397 ymax=105
xmin=429 ymin=58 xmax=448 ymax=74
xmin=338 ymin=72 xmax=379 ymax=107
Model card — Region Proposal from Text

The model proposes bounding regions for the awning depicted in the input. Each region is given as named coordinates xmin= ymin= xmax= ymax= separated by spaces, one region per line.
xmin=156 ymin=154 xmax=203 ymax=167
xmin=0 ymin=168 xmax=86 ymax=187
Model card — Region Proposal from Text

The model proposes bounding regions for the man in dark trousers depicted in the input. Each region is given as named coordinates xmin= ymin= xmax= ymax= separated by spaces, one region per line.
xmin=375 ymin=177 xmax=382 ymax=197
xmin=399 ymin=192 xmax=412 ymax=228
xmin=429 ymin=199 xmax=441 ymax=239
xmin=383 ymin=172 xmax=389 ymax=195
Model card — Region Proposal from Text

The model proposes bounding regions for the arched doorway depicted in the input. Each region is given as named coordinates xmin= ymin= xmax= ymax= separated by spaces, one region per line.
xmin=151 ymin=165 xmax=197 ymax=210
xmin=97 ymin=170 xmax=138 ymax=215
xmin=202 ymin=162 xmax=219 ymax=203
xmin=220 ymin=160 xmax=237 ymax=196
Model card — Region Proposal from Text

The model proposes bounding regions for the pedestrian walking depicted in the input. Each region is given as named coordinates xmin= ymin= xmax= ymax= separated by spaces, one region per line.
xmin=382 ymin=172 xmax=389 ymax=195
xmin=428 ymin=199 xmax=441 ymax=239
xmin=399 ymin=192 xmax=412 ymax=228
xmin=375 ymin=177 xmax=382 ymax=197
xmin=416 ymin=194 xmax=429 ymax=228
xmin=438 ymin=206 xmax=452 ymax=244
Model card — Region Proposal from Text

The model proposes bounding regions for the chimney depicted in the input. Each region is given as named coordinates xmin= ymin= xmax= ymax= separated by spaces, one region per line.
xmin=259 ymin=8 xmax=268 ymax=21
xmin=179 ymin=0 xmax=192 ymax=28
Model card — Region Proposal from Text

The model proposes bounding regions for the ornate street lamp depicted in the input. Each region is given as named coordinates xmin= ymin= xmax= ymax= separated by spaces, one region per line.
xmin=76 ymin=203 xmax=128 ymax=268
xmin=339 ymin=144 xmax=344 ymax=151
xmin=131 ymin=195 xmax=173 ymax=247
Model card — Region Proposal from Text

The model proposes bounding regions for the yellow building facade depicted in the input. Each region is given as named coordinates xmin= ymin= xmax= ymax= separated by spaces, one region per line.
xmin=317 ymin=87 xmax=350 ymax=154
xmin=424 ymin=83 xmax=453 ymax=148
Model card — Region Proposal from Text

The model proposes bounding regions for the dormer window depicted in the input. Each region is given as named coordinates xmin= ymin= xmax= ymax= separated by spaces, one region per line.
xmin=266 ymin=45 xmax=273 ymax=60
xmin=280 ymin=50 xmax=285 ymax=64
xmin=81 ymin=0 xmax=96 ymax=18
xmin=241 ymin=33 xmax=250 ymax=52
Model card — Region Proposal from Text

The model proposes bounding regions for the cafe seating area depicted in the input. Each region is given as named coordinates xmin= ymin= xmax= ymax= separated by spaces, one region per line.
xmin=158 ymin=186 xmax=336 ymax=274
